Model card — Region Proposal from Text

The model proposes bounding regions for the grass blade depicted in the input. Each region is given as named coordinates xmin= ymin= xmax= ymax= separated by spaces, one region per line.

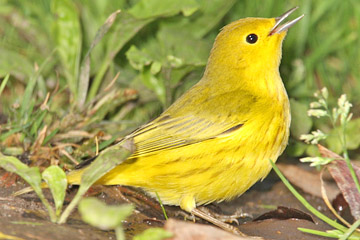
xmin=298 ymin=228 xmax=339 ymax=238
xmin=0 ymin=74 xmax=10 ymax=97
xmin=339 ymin=219 xmax=360 ymax=240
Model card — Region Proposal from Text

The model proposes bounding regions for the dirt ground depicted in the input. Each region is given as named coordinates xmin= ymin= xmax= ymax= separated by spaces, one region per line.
xmin=0 ymin=167 xmax=336 ymax=240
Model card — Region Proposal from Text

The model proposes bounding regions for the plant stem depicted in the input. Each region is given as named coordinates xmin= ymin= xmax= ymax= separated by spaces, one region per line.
xmin=0 ymin=74 xmax=10 ymax=97
xmin=155 ymin=192 xmax=168 ymax=220
xmin=343 ymin=149 xmax=360 ymax=193
xmin=270 ymin=159 xmax=348 ymax=232
xmin=339 ymin=219 xmax=360 ymax=240
xmin=58 ymin=186 xmax=87 ymax=224
xmin=341 ymin=121 xmax=360 ymax=194
xmin=36 ymin=190 xmax=56 ymax=223
xmin=115 ymin=226 xmax=125 ymax=240
xmin=298 ymin=228 xmax=339 ymax=238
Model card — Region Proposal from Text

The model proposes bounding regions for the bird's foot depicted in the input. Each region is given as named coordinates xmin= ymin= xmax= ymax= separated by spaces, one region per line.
xmin=191 ymin=208 xmax=255 ymax=237
xmin=174 ymin=210 xmax=197 ymax=222
xmin=198 ymin=206 xmax=252 ymax=225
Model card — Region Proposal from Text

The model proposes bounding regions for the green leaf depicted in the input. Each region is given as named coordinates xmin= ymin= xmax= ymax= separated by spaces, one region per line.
xmin=88 ymin=0 xmax=202 ymax=100
xmin=127 ymin=0 xmax=199 ymax=19
xmin=290 ymin=99 xmax=313 ymax=139
xmin=286 ymin=141 xmax=308 ymax=157
xmin=0 ymin=48 xmax=34 ymax=78
xmin=126 ymin=45 xmax=153 ymax=71
xmin=79 ymin=197 xmax=133 ymax=230
xmin=140 ymin=68 xmax=166 ymax=104
xmin=0 ymin=154 xmax=42 ymax=193
xmin=19 ymin=50 xmax=56 ymax=124
xmin=42 ymin=166 xmax=67 ymax=217
xmin=43 ymin=128 xmax=60 ymax=145
xmin=0 ymin=73 xmax=10 ymax=97
xmin=326 ymin=118 xmax=360 ymax=154
xmin=19 ymin=72 xmax=38 ymax=123
xmin=2 ymin=147 xmax=24 ymax=156
xmin=133 ymin=228 xmax=173 ymax=240
xmin=30 ymin=111 xmax=47 ymax=137
xmin=51 ymin=0 xmax=82 ymax=97
xmin=150 ymin=61 xmax=162 ymax=75
xmin=77 ymin=10 xmax=122 ymax=108
xmin=88 ymin=12 xmax=153 ymax=100
xmin=156 ymin=23 xmax=210 ymax=68
xmin=344 ymin=119 xmax=360 ymax=150
xmin=184 ymin=0 xmax=237 ymax=39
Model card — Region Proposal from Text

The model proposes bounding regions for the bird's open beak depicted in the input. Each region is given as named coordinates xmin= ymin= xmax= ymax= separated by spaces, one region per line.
xmin=269 ymin=7 xmax=304 ymax=36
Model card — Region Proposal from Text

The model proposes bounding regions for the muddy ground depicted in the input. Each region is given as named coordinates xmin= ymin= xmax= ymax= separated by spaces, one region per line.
xmin=0 ymin=165 xmax=338 ymax=240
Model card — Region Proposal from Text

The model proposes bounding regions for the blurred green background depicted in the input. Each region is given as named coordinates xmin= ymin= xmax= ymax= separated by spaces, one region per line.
xmin=0 ymin=0 xmax=359 ymax=161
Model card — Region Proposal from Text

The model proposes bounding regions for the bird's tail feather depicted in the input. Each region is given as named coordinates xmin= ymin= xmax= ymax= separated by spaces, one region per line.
xmin=12 ymin=168 xmax=84 ymax=197
xmin=12 ymin=181 xmax=48 ymax=196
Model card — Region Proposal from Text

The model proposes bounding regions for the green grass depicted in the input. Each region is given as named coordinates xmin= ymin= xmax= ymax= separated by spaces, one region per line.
xmin=1 ymin=1 xmax=359 ymax=156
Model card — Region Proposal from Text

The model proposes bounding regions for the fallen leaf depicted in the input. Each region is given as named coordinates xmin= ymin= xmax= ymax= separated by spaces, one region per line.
xmin=277 ymin=163 xmax=339 ymax=200
xmin=328 ymin=160 xmax=360 ymax=220
xmin=317 ymin=144 xmax=360 ymax=220
xmin=164 ymin=219 xmax=256 ymax=240
xmin=253 ymin=206 xmax=314 ymax=223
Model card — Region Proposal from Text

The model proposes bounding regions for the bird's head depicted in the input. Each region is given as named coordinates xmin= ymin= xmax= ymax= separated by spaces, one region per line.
xmin=204 ymin=7 xmax=304 ymax=91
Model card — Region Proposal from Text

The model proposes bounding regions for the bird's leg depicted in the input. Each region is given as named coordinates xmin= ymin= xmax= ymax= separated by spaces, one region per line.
xmin=198 ymin=206 xmax=252 ymax=225
xmin=191 ymin=207 xmax=247 ymax=236
xmin=174 ymin=210 xmax=197 ymax=222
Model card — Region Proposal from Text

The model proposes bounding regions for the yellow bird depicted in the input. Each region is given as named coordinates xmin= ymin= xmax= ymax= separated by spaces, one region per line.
xmin=69 ymin=7 xmax=303 ymax=233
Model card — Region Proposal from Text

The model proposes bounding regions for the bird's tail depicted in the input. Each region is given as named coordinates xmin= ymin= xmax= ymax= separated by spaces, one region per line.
xmin=12 ymin=182 xmax=48 ymax=196
xmin=65 ymin=168 xmax=83 ymax=185
xmin=12 ymin=168 xmax=85 ymax=197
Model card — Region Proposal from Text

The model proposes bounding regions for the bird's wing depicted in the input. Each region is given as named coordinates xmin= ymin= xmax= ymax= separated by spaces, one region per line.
xmin=126 ymin=86 xmax=260 ymax=158
xmin=128 ymin=107 xmax=246 ymax=158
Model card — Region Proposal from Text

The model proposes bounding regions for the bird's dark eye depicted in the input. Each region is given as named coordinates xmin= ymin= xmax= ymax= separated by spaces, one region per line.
xmin=246 ymin=34 xmax=258 ymax=44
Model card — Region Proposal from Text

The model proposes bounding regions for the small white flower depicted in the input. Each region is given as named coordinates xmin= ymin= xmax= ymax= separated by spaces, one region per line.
xmin=307 ymin=109 xmax=327 ymax=118
xmin=300 ymin=130 xmax=327 ymax=144
xmin=337 ymin=94 xmax=347 ymax=108
xmin=318 ymin=99 xmax=327 ymax=107
xmin=321 ymin=87 xmax=328 ymax=99
xmin=299 ymin=134 xmax=313 ymax=143
xmin=337 ymin=94 xmax=352 ymax=124
xmin=300 ymin=156 xmax=334 ymax=166
xmin=310 ymin=102 xmax=321 ymax=108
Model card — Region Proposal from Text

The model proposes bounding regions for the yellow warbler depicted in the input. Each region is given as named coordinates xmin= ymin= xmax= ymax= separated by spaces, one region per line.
xmin=69 ymin=7 xmax=303 ymax=233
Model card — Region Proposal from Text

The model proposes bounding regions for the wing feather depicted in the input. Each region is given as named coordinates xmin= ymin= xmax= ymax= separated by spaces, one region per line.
xmin=129 ymin=114 xmax=243 ymax=158
xmin=126 ymin=87 xmax=257 ymax=158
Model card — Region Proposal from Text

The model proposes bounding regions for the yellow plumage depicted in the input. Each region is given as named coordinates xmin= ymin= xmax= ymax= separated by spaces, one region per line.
xmin=68 ymin=9 xmax=302 ymax=216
